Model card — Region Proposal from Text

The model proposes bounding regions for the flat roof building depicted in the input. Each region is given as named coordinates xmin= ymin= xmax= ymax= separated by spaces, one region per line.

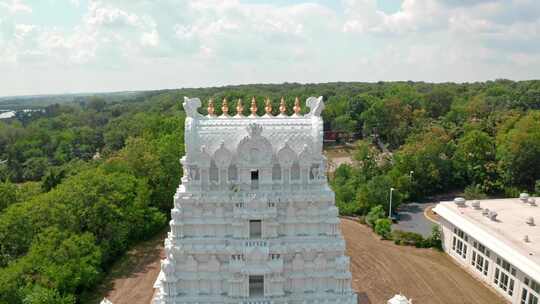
xmin=434 ymin=195 xmax=540 ymax=304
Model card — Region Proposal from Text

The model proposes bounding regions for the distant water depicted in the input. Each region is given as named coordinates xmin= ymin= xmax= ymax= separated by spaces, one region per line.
xmin=0 ymin=111 xmax=15 ymax=119
xmin=0 ymin=109 xmax=43 ymax=120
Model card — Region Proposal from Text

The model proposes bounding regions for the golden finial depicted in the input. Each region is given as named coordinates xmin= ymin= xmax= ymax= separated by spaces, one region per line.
xmin=264 ymin=97 xmax=273 ymax=116
xmin=207 ymin=98 xmax=215 ymax=117
xmin=236 ymin=98 xmax=244 ymax=116
xmin=293 ymin=96 xmax=301 ymax=116
xmin=250 ymin=96 xmax=258 ymax=116
xmin=279 ymin=97 xmax=287 ymax=116
xmin=221 ymin=97 xmax=229 ymax=116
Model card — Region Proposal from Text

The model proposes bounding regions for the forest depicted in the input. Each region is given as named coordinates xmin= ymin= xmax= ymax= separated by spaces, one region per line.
xmin=0 ymin=80 xmax=540 ymax=303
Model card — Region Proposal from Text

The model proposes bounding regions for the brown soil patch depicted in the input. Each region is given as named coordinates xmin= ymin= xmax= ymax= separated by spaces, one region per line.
xmin=342 ymin=218 xmax=506 ymax=304
xmin=82 ymin=230 xmax=165 ymax=304
xmin=92 ymin=220 xmax=506 ymax=304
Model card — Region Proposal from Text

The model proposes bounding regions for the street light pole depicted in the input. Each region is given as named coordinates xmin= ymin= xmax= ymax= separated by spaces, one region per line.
xmin=389 ymin=187 xmax=395 ymax=219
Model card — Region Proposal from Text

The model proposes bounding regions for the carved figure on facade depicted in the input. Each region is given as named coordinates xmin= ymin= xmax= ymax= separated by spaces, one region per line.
xmin=306 ymin=96 xmax=324 ymax=117
xmin=183 ymin=97 xmax=204 ymax=119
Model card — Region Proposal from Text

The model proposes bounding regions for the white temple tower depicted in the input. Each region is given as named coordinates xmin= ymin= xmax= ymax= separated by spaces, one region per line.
xmin=153 ymin=96 xmax=357 ymax=304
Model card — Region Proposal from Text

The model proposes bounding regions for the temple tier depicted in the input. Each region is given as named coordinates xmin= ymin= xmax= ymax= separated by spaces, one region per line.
xmin=153 ymin=96 xmax=357 ymax=304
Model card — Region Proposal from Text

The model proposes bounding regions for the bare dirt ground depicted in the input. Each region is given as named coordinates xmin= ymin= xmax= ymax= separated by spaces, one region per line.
xmin=342 ymin=219 xmax=506 ymax=304
xmin=93 ymin=219 xmax=505 ymax=304
xmin=82 ymin=230 xmax=165 ymax=304
xmin=324 ymin=146 xmax=354 ymax=172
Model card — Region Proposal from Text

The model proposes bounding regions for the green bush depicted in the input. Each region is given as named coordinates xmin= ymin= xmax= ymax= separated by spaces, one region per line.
xmin=365 ymin=205 xmax=386 ymax=227
xmin=374 ymin=218 xmax=392 ymax=239
xmin=535 ymin=180 xmax=540 ymax=196
xmin=504 ymin=186 xmax=522 ymax=198
xmin=391 ymin=230 xmax=424 ymax=247
xmin=427 ymin=225 xmax=442 ymax=250
xmin=357 ymin=216 xmax=366 ymax=225
xmin=336 ymin=201 xmax=361 ymax=216
xmin=463 ymin=184 xmax=488 ymax=200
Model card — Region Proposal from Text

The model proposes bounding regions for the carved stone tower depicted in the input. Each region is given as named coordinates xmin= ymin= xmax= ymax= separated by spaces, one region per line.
xmin=153 ymin=96 xmax=357 ymax=304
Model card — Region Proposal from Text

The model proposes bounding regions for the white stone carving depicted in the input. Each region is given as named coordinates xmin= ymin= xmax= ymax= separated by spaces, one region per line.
xmin=153 ymin=96 xmax=356 ymax=304
xmin=306 ymin=96 xmax=324 ymax=117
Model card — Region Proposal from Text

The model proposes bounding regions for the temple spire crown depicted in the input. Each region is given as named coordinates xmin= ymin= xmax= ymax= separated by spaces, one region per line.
xmin=250 ymin=97 xmax=258 ymax=117
xmin=236 ymin=99 xmax=244 ymax=117
xmin=279 ymin=97 xmax=287 ymax=116
xmin=221 ymin=98 xmax=229 ymax=117
xmin=264 ymin=98 xmax=273 ymax=117
xmin=207 ymin=98 xmax=215 ymax=117
xmin=293 ymin=97 xmax=301 ymax=116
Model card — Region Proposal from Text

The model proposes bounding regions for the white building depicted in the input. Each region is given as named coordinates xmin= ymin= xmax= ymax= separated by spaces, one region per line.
xmin=434 ymin=194 xmax=540 ymax=304
xmin=153 ymin=96 xmax=357 ymax=304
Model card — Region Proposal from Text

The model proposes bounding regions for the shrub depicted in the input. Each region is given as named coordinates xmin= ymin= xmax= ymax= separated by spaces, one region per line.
xmin=463 ymin=184 xmax=488 ymax=200
xmin=374 ymin=218 xmax=392 ymax=239
xmin=504 ymin=186 xmax=521 ymax=198
xmin=535 ymin=180 xmax=540 ymax=196
xmin=336 ymin=201 xmax=361 ymax=216
xmin=357 ymin=216 xmax=366 ymax=225
xmin=391 ymin=230 xmax=424 ymax=247
xmin=427 ymin=225 xmax=442 ymax=250
xmin=366 ymin=205 xmax=386 ymax=227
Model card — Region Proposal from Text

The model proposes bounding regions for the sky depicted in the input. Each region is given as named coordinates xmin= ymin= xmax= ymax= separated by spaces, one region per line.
xmin=0 ymin=0 xmax=539 ymax=96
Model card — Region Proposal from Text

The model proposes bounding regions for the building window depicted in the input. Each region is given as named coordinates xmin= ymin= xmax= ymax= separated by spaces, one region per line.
xmin=249 ymin=275 xmax=264 ymax=297
xmin=452 ymin=236 xmax=467 ymax=259
xmin=494 ymin=257 xmax=516 ymax=296
xmin=521 ymin=277 xmax=540 ymax=304
xmin=250 ymin=170 xmax=259 ymax=190
xmin=471 ymin=251 xmax=489 ymax=276
xmin=471 ymin=241 xmax=489 ymax=276
xmin=249 ymin=220 xmax=262 ymax=239
xmin=451 ymin=227 xmax=469 ymax=259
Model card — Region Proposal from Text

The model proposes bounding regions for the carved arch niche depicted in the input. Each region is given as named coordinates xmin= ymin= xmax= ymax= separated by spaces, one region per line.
xmin=298 ymin=144 xmax=313 ymax=185
xmin=277 ymin=143 xmax=297 ymax=185
xmin=197 ymin=146 xmax=212 ymax=190
xmin=213 ymin=142 xmax=233 ymax=188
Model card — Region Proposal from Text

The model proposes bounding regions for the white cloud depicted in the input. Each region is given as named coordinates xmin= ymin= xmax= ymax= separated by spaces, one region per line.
xmin=0 ymin=0 xmax=539 ymax=96
xmin=86 ymin=2 xmax=141 ymax=28
xmin=140 ymin=29 xmax=159 ymax=47
xmin=14 ymin=23 xmax=34 ymax=40
xmin=0 ymin=0 xmax=32 ymax=14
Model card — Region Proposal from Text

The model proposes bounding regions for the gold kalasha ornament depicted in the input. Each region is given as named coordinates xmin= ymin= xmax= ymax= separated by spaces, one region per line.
xmin=264 ymin=98 xmax=273 ymax=116
xmin=207 ymin=98 xmax=215 ymax=117
xmin=293 ymin=97 xmax=301 ymax=116
xmin=221 ymin=98 xmax=229 ymax=116
xmin=236 ymin=99 xmax=244 ymax=116
xmin=250 ymin=97 xmax=258 ymax=116
xmin=279 ymin=97 xmax=287 ymax=115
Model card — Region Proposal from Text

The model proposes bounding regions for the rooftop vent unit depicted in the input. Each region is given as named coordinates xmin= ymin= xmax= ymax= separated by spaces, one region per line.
xmin=526 ymin=217 xmax=535 ymax=226
xmin=529 ymin=198 xmax=537 ymax=207
xmin=482 ymin=208 xmax=490 ymax=217
xmin=488 ymin=211 xmax=498 ymax=221
xmin=520 ymin=193 xmax=530 ymax=203
xmin=524 ymin=235 xmax=530 ymax=243
xmin=454 ymin=197 xmax=466 ymax=207
xmin=471 ymin=200 xmax=481 ymax=209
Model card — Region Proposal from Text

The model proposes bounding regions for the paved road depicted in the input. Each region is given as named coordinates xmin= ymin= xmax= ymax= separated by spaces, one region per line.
xmin=393 ymin=202 xmax=436 ymax=237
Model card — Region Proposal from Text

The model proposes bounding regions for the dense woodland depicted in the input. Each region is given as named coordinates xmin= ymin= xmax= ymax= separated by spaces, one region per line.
xmin=0 ymin=80 xmax=540 ymax=303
